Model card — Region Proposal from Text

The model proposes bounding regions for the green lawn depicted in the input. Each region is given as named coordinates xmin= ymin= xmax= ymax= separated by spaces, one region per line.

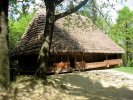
xmin=114 ymin=66 xmax=133 ymax=74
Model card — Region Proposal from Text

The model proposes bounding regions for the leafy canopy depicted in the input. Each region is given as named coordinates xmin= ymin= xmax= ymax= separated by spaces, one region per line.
xmin=9 ymin=13 xmax=34 ymax=49
xmin=109 ymin=6 xmax=133 ymax=66
xmin=109 ymin=6 xmax=133 ymax=46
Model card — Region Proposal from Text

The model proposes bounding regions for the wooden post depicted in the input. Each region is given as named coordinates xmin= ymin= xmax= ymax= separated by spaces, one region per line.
xmin=61 ymin=54 xmax=62 ymax=62
xmin=67 ymin=53 xmax=70 ymax=67
xmin=117 ymin=53 xmax=119 ymax=59
xmin=81 ymin=52 xmax=85 ymax=71
xmin=75 ymin=54 xmax=77 ymax=70
xmin=105 ymin=54 xmax=109 ymax=68
xmin=106 ymin=53 xmax=108 ymax=60
xmin=81 ymin=53 xmax=83 ymax=62
xmin=81 ymin=53 xmax=83 ymax=69
xmin=75 ymin=54 xmax=76 ymax=63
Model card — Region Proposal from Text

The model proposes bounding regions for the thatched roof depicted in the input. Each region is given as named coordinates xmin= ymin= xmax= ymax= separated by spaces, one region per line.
xmin=11 ymin=8 xmax=124 ymax=57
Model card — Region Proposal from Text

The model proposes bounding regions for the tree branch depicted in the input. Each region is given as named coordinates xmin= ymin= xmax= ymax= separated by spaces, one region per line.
xmin=55 ymin=0 xmax=64 ymax=6
xmin=107 ymin=0 xmax=118 ymax=12
xmin=93 ymin=1 xmax=111 ymax=28
xmin=55 ymin=0 xmax=89 ymax=20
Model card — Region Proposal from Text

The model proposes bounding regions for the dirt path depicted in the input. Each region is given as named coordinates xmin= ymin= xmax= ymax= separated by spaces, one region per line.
xmin=1 ymin=69 xmax=133 ymax=100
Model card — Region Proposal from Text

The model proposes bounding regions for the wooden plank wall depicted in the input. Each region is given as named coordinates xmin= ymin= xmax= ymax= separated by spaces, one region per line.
xmin=47 ymin=53 xmax=123 ymax=73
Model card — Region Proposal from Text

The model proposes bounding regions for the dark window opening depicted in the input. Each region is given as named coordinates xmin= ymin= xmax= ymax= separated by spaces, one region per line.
xmin=19 ymin=54 xmax=38 ymax=69
xmin=70 ymin=56 xmax=75 ymax=68
xmin=84 ymin=53 xmax=106 ymax=63
xmin=108 ymin=54 xmax=118 ymax=60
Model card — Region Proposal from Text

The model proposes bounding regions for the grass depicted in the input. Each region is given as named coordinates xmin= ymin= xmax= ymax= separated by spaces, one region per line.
xmin=114 ymin=66 xmax=133 ymax=74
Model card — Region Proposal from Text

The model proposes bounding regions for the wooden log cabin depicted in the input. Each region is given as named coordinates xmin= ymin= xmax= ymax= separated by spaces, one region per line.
xmin=10 ymin=8 xmax=124 ymax=74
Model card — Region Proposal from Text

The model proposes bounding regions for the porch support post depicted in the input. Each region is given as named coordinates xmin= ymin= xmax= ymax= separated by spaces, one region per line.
xmin=67 ymin=53 xmax=70 ymax=67
xmin=105 ymin=54 xmax=109 ymax=67
xmin=117 ymin=53 xmax=120 ymax=59
xmin=106 ymin=53 xmax=108 ymax=60
xmin=61 ymin=54 xmax=62 ymax=62
xmin=81 ymin=52 xmax=85 ymax=71
xmin=75 ymin=54 xmax=77 ymax=69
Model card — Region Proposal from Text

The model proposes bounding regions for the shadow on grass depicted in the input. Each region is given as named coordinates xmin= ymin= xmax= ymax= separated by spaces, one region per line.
xmin=10 ymin=72 xmax=133 ymax=100
xmin=48 ymin=72 xmax=133 ymax=100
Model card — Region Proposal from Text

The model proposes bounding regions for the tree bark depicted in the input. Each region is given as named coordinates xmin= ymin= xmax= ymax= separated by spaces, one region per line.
xmin=125 ymin=23 xmax=129 ymax=67
xmin=125 ymin=37 xmax=129 ymax=67
xmin=0 ymin=0 xmax=10 ymax=90
xmin=92 ymin=0 xmax=97 ymax=24
xmin=35 ymin=1 xmax=55 ymax=81
xmin=125 ymin=40 xmax=129 ymax=67
xmin=36 ymin=0 xmax=90 ymax=81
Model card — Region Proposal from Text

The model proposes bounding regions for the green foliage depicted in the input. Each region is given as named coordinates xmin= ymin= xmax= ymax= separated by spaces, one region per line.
xmin=114 ymin=66 xmax=133 ymax=74
xmin=79 ymin=0 xmax=112 ymax=33
xmin=109 ymin=6 xmax=133 ymax=66
xmin=9 ymin=0 xmax=35 ymax=20
xmin=9 ymin=13 xmax=34 ymax=49
xmin=109 ymin=6 xmax=133 ymax=44
xmin=9 ymin=0 xmax=36 ymax=49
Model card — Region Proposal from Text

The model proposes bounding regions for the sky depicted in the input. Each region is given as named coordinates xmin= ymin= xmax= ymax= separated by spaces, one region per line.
xmin=12 ymin=0 xmax=133 ymax=23
xmin=111 ymin=0 xmax=133 ymax=23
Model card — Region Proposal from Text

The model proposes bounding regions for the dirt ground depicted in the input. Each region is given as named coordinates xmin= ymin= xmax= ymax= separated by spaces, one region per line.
xmin=0 ymin=69 xmax=133 ymax=100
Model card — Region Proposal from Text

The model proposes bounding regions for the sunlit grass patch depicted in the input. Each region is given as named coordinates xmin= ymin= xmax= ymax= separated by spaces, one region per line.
xmin=114 ymin=66 xmax=133 ymax=74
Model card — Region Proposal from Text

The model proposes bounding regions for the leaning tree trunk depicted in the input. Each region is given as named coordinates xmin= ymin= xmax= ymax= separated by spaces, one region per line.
xmin=36 ymin=0 xmax=89 ymax=81
xmin=0 ymin=0 xmax=10 ymax=90
xmin=35 ymin=1 xmax=55 ymax=81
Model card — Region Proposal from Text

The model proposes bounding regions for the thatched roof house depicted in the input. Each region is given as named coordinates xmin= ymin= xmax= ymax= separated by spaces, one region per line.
xmin=11 ymin=8 xmax=124 ymax=72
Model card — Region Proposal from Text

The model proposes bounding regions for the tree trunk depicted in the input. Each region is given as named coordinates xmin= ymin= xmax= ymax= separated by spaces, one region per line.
xmin=125 ymin=23 xmax=129 ymax=67
xmin=0 ymin=0 xmax=10 ymax=90
xmin=35 ymin=1 xmax=55 ymax=81
xmin=125 ymin=38 xmax=129 ymax=67
xmin=36 ymin=0 xmax=89 ymax=81
xmin=92 ymin=0 xmax=97 ymax=24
